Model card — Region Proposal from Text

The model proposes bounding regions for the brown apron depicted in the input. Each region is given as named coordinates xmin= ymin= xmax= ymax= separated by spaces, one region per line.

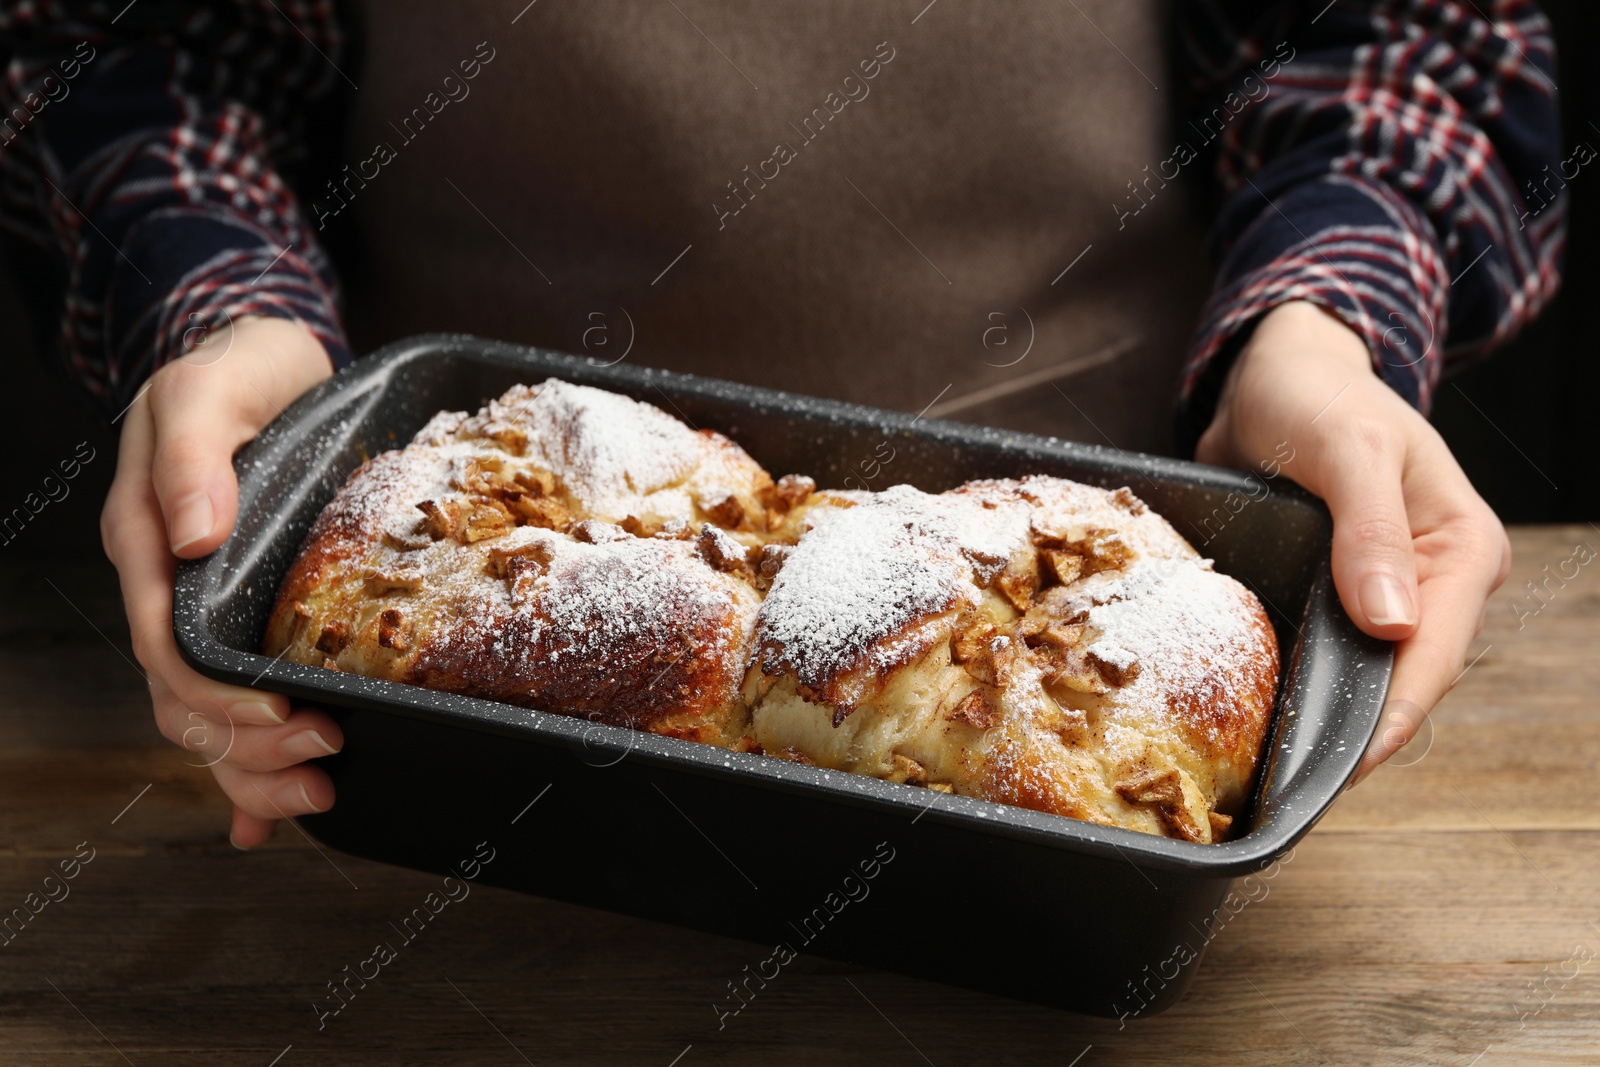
xmin=342 ymin=0 xmax=1212 ymax=454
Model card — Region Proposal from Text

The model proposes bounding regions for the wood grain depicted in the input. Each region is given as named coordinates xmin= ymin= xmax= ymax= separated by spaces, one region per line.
xmin=2 ymin=527 xmax=1597 ymax=1065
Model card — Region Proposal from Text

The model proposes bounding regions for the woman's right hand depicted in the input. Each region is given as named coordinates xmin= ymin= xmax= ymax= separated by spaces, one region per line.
xmin=102 ymin=315 xmax=341 ymax=849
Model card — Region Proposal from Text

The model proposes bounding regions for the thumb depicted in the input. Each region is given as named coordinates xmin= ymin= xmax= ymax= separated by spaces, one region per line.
xmin=148 ymin=366 xmax=252 ymax=559
xmin=1193 ymin=407 xmax=1235 ymax=468
xmin=1317 ymin=443 xmax=1419 ymax=641
xmin=147 ymin=316 xmax=331 ymax=559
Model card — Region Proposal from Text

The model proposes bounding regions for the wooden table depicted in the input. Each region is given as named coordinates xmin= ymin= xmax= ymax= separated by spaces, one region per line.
xmin=3 ymin=525 xmax=1597 ymax=1066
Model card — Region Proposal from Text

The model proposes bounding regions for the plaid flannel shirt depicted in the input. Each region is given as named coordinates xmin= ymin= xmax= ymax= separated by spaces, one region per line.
xmin=0 ymin=1 xmax=1566 ymax=448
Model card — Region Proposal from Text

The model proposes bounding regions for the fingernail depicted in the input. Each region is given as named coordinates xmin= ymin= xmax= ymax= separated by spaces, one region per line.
xmin=228 ymin=700 xmax=285 ymax=725
xmin=170 ymin=491 xmax=215 ymax=551
xmin=229 ymin=830 xmax=244 ymax=850
xmin=298 ymin=782 xmax=327 ymax=813
xmin=281 ymin=729 xmax=340 ymax=761
xmin=1360 ymin=574 xmax=1416 ymax=628
xmin=273 ymin=780 xmax=326 ymax=815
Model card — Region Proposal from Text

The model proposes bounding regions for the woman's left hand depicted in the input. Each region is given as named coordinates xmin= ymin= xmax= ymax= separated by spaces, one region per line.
xmin=1195 ymin=301 xmax=1511 ymax=782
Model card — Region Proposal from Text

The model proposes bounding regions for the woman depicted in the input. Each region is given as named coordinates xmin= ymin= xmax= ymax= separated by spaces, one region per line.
xmin=0 ymin=0 xmax=1559 ymax=846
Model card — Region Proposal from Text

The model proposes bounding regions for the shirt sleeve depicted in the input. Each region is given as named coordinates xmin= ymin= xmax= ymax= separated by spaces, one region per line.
xmin=0 ymin=0 xmax=352 ymax=417
xmin=1172 ymin=0 xmax=1566 ymax=453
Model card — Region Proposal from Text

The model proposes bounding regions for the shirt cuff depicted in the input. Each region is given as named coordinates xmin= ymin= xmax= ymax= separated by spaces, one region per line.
xmin=1175 ymin=174 xmax=1449 ymax=456
xmin=106 ymin=207 xmax=351 ymax=407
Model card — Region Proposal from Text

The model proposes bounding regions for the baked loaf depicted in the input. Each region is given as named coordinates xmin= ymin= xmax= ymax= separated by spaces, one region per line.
xmin=265 ymin=380 xmax=1280 ymax=842
xmin=264 ymin=380 xmax=774 ymax=745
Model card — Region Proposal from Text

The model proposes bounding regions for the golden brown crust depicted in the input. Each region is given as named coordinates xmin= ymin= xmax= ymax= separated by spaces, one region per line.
xmin=266 ymin=381 xmax=1280 ymax=843
xmin=748 ymin=477 xmax=1279 ymax=843
xmin=402 ymin=532 xmax=758 ymax=741
xmin=264 ymin=381 xmax=774 ymax=746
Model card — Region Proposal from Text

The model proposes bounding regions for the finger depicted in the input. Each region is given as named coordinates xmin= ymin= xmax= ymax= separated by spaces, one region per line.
xmin=151 ymin=683 xmax=343 ymax=772
xmin=211 ymin=713 xmax=343 ymax=773
xmin=1348 ymin=424 xmax=1508 ymax=782
xmin=211 ymin=759 xmax=336 ymax=822
xmin=1349 ymin=697 xmax=1428 ymax=787
xmin=146 ymin=362 xmax=254 ymax=558
xmin=1312 ymin=421 xmax=1420 ymax=642
xmin=231 ymin=807 xmax=278 ymax=850
xmin=106 ymin=408 xmax=290 ymax=726
xmin=148 ymin=675 xmax=293 ymax=768
xmin=1392 ymin=533 xmax=1502 ymax=714
xmin=1193 ymin=406 xmax=1236 ymax=469
xmin=1352 ymin=525 xmax=1503 ymax=780
xmin=146 ymin=316 xmax=333 ymax=560
xmin=102 ymin=382 xmax=159 ymax=567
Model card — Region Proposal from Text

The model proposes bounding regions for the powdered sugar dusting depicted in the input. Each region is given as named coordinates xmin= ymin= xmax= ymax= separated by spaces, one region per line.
xmin=759 ymin=485 xmax=1029 ymax=694
xmin=518 ymin=535 xmax=739 ymax=669
xmin=272 ymin=378 xmax=1280 ymax=835
xmin=312 ymin=377 xmax=763 ymax=555
xmin=413 ymin=409 xmax=468 ymax=445
xmin=468 ymin=380 xmax=706 ymax=515
xmin=407 ymin=526 xmax=759 ymax=727
xmin=310 ymin=448 xmax=453 ymax=546
xmin=1084 ymin=557 xmax=1268 ymax=747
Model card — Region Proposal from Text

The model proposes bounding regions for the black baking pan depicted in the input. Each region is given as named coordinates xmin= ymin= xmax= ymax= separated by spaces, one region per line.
xmin=173 ymin=334 xmax=1389 ymax=1018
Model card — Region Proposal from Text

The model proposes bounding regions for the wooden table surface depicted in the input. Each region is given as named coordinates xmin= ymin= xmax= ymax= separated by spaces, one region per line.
xmin=3 ymin=524 xmax=1597 ymax=1066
